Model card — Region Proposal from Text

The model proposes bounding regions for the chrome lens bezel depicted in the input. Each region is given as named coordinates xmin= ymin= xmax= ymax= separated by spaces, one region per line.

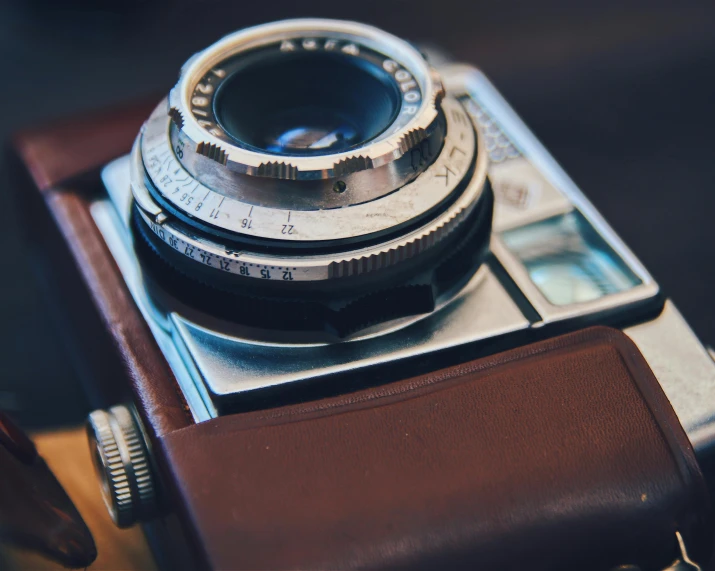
xmin=168 ymin=19 xmax=444 ymax=181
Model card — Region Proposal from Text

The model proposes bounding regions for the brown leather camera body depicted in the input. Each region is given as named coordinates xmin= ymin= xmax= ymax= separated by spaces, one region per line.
xmin=9 ymin=102 xmax=714 ymax=570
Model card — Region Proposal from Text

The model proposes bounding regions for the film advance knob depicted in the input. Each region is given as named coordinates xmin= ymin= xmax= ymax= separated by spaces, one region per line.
xmin=86 ymin=405 xmax=158 ymax=528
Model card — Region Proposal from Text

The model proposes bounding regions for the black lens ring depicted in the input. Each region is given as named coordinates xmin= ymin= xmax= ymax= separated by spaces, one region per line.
xmin=131 ymin=183 xmax=493 ymax=337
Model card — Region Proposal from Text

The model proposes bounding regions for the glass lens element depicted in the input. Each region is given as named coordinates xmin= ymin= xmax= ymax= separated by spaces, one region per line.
xmin=214 ymin=50 xmax=401 ymax=156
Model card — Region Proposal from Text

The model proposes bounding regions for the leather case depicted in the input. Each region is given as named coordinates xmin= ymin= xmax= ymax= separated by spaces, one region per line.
xmin=9 ymin=102 xmax=714 ymax=570
xmin=158 ymin=326 xmax=712 ymax=570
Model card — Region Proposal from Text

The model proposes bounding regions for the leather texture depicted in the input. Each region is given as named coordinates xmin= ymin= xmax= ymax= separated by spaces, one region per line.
xmin=10 ymin=99 xmax=192 ymax=438
xmin=155 ymin=327 xmax=712 ymax=571
xmin=10 ymin=103 xmax=714 ymax=570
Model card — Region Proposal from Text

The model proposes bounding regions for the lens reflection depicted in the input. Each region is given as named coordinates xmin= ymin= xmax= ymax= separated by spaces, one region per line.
xmin=214 ymin=50 xmax=401 ymax=157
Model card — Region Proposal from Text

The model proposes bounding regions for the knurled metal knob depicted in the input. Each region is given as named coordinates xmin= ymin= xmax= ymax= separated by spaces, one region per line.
xmin=86 ymin=405 xmax=158 ymax=528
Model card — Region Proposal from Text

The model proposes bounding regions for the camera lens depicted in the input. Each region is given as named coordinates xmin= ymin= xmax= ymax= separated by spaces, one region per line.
xmin=133 ymin=19 xmax=492 ymax=336
xmin=214 ymin=50 xmax=401 ymax=156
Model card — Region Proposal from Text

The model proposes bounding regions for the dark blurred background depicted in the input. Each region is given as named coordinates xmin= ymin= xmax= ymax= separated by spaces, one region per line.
xmin=1 ymin=0 xmax=715 ymax=428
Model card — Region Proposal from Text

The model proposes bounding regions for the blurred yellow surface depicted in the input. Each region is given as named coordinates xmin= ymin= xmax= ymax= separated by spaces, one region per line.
xmin=0 ymin=426 xmax=157 ymax=570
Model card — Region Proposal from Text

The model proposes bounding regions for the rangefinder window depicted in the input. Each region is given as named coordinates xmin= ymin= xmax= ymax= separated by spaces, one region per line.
xmin=501 ymin=212 xmax=643 ymax=306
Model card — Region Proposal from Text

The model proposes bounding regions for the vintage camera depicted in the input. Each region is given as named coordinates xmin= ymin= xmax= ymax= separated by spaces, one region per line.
xmin=17 ymin=18 xmax=715 ymax=570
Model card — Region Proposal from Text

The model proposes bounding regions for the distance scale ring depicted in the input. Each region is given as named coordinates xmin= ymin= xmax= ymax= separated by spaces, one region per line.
xmin=132 ymin=99 xmax=487 ymax=283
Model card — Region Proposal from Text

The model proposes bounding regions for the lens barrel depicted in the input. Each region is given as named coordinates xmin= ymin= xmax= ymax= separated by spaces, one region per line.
xmin=130 ymin=19 xmax=492 ymax=337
